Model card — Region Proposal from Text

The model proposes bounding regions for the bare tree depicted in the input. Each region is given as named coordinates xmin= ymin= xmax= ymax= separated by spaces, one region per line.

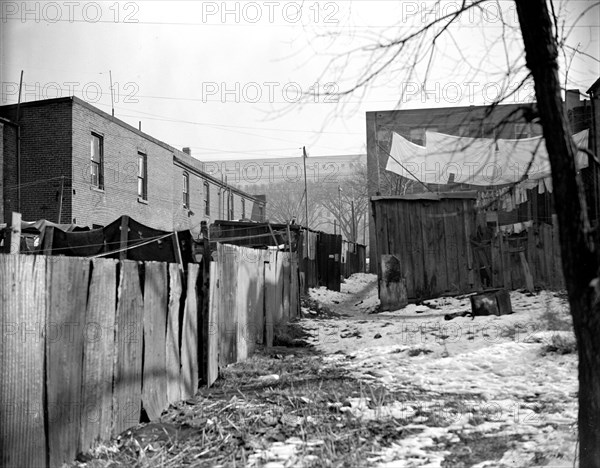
xmin=311 ymin=0 xmax=600 ymax=464
xmin=312 ymin=163 xmax=369 ymax=243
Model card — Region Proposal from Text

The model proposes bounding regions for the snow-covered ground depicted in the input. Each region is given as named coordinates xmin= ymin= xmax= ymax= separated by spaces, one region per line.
xmin=300 ymin=274 xmax=578 ymax=467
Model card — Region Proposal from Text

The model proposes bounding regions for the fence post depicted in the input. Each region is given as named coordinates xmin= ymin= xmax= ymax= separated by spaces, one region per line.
xmin=6 ymin=211 xmax=21 ymax=254
xmin=119 ymin=215 xmax=129 ymax=260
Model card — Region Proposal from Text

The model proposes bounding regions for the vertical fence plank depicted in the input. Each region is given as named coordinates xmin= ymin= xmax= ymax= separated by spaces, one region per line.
xmin=46 ymin=257 xmax=90 ymax=468
xmin=218 ymin=244 xmax=238 ymax=365
xmin=80 ymin=258 xmax=117 ymax=453
xmin=264 ymin=260 xmax=276 ymax=347
xmin=166 ymin=264 xmax=182 ymax=404
xmin=0 ymin=255 xmax=46 ymax=468
xmin=290 ymin=256 xmax=299 ymax=319
xmin=113 ymin=260 xmax=143 ymax=436
xmin=207 ymin=262 xmax=219 ymax=387
xmin=236 ymin=254 xmax=251 ymax=362
xmin=281 ymin=254 xmax=291 ymax=323
xmin=181 ymin=263 xmax=200 ymax=400
xmin=142 ymin=262 xmax=168 ymax=420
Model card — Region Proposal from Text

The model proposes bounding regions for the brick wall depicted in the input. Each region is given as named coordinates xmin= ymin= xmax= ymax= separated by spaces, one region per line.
xmin=71 ymin=101 xmax=175 ymax=230
xmin=2 ymin=122 xmax=19 ymax=223
xmin=0 ymin=101 xmax=72 ymax=223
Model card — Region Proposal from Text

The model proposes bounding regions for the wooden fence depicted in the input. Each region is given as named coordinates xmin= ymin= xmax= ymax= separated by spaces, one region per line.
xmin=0 ymin=245 xmax=301 ymax=467
xmin=341 ymin=241 xmax=367 ymax=279
xmin=372 ymin=193 xmax=565 ymax=308
xmin=208 ymin=244 xmax=300 ymax=380
xmin=0 ymin=254 xmax=204 ymax=468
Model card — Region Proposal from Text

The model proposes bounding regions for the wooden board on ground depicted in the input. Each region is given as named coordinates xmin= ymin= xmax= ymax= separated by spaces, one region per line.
xmin=113 ymin=260 xmax=144 ymax=436
xmin=46 ymin=257 xmax=90 ymax=468
xmin=181 ymin=263 xmax=200 ymax=400
xmin=0 ymin=255 xmax=47 ymax=468
xmin=142 ymin=262 xmax=168 ymax=420
xmin=80 ymin=258 xmax=117 ymax=453
xmin=207 ymin=262 xmax=219 ymax=387
xmin=166 ymin=263 xmax=182 ymax=404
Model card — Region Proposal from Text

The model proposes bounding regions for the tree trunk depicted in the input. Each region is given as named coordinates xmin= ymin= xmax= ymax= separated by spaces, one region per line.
xmin=515 ymin=1 xmax=600 ymax=465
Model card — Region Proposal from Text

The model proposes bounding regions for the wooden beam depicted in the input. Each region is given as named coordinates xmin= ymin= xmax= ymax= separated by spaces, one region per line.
xmin=7 ymin=212 xmax=21 ymax=254
xmin=119 ymin=215 xmax=129 ymax=260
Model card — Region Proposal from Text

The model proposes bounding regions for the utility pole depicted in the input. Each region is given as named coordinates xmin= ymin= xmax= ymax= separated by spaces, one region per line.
xmin=338 ymin=186 xmax=342 ymax=239
xmin=109 ymin=70 xmax=115 ymax=117
xmin=302 ymin=146 xmax=309 ymax=229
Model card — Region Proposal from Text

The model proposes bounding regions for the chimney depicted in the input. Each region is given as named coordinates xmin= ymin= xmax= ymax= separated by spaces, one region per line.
xmin=183 ymin=147 xmax=191 ymax=156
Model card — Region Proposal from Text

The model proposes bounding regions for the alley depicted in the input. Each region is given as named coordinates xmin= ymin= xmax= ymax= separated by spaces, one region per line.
xmin=71 ymin=274 xmax=578 ymax=468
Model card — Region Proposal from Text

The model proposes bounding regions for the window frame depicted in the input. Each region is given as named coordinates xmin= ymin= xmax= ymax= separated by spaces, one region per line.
xmin=137 ymin=151 xmax=148 ymax=200
xmin=90 ymin=132 xmax=104 ymax=190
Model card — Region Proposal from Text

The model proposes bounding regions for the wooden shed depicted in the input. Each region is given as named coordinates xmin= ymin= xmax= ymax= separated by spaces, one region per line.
xmin=371 ymin=192 xmax=482 ymax=307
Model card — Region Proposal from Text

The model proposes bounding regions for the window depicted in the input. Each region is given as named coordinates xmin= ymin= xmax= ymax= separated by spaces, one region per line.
xmin=182 ymin=172 xmax=190 ymax=207
xmin=204 ymin=182 xmax=210 ymax=216
xmin=137 ymin=152 xmax=147 ymax=200
xmin=90 ymin=133 xmax=104 ymax=189
xmin=241 ymin=198 xmax=246 ymax=219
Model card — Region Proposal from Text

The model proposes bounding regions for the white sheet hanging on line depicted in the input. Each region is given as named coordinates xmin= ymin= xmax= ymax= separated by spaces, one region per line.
xmin=385 ymin=129 xmax=589 ymax=186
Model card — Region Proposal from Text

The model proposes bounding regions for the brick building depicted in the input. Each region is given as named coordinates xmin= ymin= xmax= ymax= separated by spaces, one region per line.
xmin=0 ymin=97 xmax=266 ymax=235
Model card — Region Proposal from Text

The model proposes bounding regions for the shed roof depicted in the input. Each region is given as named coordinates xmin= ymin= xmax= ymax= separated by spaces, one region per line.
xmin=371 ymin=191 xmax=477 ymax=202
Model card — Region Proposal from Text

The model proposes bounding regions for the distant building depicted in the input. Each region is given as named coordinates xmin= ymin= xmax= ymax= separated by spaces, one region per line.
xmin=203 ymin=154 xmax=367 ymax=240
xmin=203 ymin=153 xmax=366 ymax=192
xmin=0 ymin=97 xmax=266 ymax=235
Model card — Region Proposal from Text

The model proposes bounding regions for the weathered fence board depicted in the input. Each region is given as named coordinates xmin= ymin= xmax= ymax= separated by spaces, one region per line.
xmin=142 ymin=262 xmax=168 ymax=420
xmin=236 ymin=256 xmax=252 ymax=362
xmin=166 ymin=264 xmax=182 ymax=404
xmin=181 ymin=264 xmax=200 ymax=400
xmin=113 ymin=260 xmax=144 ymax=435
xmin=80 ymin=258 xmax=117 ymax=452
xmin=290 ymin=256 xmax=299 ymax=318
xmin=207 ymin=262 xmax=219 ymax=387
xmin=0 ymin=255 xmax=47 ymax=468
xmin=46 ymin=257 xmax=90 ymax=468
xmin=264 ymin=260 xmax=276 ymax=347
xmin=282 ymin=253 xmax=291 ymax=323
xmin=219 ymin=245 xmax=238 ymax=365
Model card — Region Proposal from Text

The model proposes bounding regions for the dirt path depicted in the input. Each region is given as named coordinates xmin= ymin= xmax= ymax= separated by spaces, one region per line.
xmin=71 ymin=274 xmax=578 ymax=468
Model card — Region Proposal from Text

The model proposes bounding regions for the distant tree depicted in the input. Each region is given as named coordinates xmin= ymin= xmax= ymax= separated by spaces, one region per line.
xmin=313 ymin=163 xmax=369 ymax=243
xmin=266 ymin=164 xmax=369 ymax=244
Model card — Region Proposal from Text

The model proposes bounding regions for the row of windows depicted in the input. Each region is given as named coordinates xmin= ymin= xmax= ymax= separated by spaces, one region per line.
xmin=90 ymin=132 xmax=250 ymax=219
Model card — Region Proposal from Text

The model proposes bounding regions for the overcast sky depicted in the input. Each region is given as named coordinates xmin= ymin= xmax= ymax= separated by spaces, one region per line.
xmin=1 ymin=1 xmax=598 ymax=160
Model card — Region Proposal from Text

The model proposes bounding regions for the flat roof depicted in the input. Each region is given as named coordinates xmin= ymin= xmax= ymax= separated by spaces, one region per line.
xmin=0 ymin=96 xmax=264 ymax=203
